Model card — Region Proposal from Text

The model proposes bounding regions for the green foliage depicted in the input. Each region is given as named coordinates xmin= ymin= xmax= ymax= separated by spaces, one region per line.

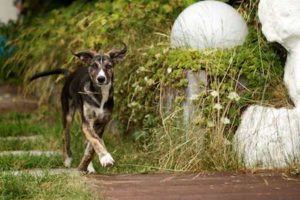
xmin=3 ymin=0 xmax=197 ymax=81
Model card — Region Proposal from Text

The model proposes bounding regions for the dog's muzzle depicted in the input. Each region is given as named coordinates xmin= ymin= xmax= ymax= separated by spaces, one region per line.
xmin=97 ymin=76 xmax=106 ymax=84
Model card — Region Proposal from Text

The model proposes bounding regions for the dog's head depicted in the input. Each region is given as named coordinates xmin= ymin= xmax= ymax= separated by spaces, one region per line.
xmin=74 ymin=43 xmax=127 ymax=86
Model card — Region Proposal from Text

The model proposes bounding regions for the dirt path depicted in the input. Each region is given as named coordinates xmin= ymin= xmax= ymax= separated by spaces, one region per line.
xmin=87 ymin=172 xmax=300 ymax=200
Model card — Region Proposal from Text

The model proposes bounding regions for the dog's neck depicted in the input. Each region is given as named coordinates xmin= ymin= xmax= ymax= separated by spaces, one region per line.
xmin=90 ymin=81 xmax=113 ymax=94
xmin=82 ymin=80 xmax=112 ymax=108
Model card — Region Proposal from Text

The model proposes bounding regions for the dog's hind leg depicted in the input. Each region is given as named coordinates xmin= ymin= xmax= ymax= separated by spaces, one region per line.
xmin=62 ymin=100 xmax=75 ymax=168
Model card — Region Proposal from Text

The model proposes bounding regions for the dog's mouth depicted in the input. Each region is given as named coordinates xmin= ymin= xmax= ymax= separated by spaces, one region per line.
xmin=96 ymin=81 xmax=108 ymax=86
xmin=95 ymin=81 xmax=110 ymax=86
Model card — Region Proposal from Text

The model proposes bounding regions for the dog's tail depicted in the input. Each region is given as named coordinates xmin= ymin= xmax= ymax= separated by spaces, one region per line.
xmin=29 ymin=68 xmax=70 ymax=82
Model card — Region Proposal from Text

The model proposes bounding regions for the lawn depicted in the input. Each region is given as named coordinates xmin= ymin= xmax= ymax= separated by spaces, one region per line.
xmin=0 ymin=111 xmax=156 ymax=199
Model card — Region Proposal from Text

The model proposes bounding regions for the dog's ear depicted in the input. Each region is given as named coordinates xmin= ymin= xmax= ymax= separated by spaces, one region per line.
xmin=73 ymin=51 xmax=95 ymax=63
xmin=108 ymin=43 xmax=127 ymax=63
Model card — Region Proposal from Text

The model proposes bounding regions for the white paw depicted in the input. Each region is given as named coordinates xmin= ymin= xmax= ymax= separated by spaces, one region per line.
xmin=64 ymin=157 xmax=72 ymax=168
xmin=99 ymin=153 xmax=114 ymax=167
xmin=87 ymin=162 xmax=96 ymax=173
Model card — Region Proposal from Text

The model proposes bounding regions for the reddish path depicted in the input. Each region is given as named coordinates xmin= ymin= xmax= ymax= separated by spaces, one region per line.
xmin=88 ymin=172 xmax=300 ymax=200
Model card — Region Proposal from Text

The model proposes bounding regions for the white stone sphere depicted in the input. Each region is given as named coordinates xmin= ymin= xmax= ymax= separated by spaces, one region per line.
xmin=170 ymin=1 xmax=248 ymax=50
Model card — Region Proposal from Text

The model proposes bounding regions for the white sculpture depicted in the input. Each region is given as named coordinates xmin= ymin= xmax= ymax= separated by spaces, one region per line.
xmin=235 ymin=106 xmax=300 ymax=168
xmin=234 ymin=0 xmax=300 ymax=168
xmin=170 ymin=1 xmax=247 ymax=122
xmin=171 ymin=0 xmax=248 ymax=50
xmin=259 ymin=0 xmax=300 ymax=108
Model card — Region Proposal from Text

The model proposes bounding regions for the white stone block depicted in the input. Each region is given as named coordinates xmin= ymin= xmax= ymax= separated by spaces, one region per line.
xmin=234 ymin=105 xmax=300 ymax=168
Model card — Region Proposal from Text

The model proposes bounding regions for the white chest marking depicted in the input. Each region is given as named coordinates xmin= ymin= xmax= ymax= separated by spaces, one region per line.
xmin=83 ymin=82 xmax=111 ymax=119
xmin=99 ymin=82 xmax=111 ymax=114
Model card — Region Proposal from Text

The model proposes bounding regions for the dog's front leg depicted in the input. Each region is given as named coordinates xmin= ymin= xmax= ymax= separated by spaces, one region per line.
xmin=78 ymin=141 xmax=95 ymax=172
xmin=81 ymin=123 xmax=114 ymax=167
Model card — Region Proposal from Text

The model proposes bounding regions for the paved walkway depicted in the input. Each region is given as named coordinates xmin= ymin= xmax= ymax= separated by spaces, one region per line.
xmin=88 ymin=172 xmax=300 ymax=200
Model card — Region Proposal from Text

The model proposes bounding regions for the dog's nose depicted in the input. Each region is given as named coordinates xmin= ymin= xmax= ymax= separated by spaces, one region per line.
xmin=97 ymin=76 xmax=106 ymax=84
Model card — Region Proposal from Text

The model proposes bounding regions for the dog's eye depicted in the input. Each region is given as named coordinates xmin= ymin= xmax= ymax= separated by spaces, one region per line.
xmin=92 ymin=64 xmax=97 ymax=69
xmin=106 ymin=64 xmax=112 ymax=69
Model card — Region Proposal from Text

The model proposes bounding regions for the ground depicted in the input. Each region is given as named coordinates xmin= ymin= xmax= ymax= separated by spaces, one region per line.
xmin=88 ymin=172 xmax=300 ymax=200
xmin=1 ymin=84 xmax=300 ymax=200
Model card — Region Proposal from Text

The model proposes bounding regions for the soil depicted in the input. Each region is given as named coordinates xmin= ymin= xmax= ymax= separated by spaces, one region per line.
xmin=87 ymin=172 xmax=300 ymax=200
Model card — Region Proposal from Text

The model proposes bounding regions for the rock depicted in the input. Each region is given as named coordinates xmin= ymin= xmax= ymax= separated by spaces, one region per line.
xmin=171 ymin=1 xmax=248 ymax=50
xmin=234 ymin=105 xmax=300 ymax=168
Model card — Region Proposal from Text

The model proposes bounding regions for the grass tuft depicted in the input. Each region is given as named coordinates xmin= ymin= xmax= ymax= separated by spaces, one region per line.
xmin=0 ymin=173 xmax=99 ymax=200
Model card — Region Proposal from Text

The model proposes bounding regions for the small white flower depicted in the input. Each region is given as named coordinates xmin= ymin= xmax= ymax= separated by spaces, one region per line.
xmin=221 ymin=117 xmax=230 ymax=125
xmin=144 ymin=76 xmax=155 ymax=86
xmin=167 ymin=67 xmax=172 ymax=74
xmin=189 ymin=94 xmax=200 ymax=101
xmin=138 ymin=66 xmax=146 ymax=72
xmin=155 ymin=53 xmax=161 ymax=59
xmin=134 ymin=85 xmax=143 ymax=92
xmin=128 ymin=102 xmax=138 ymax=107
xmin=227 ymin=92 xmax=240 ymax=101
xmin=210 ymin=90 xmax=219 ymax=98
xmin=224 ymin=138 xmax=231 ymax=145
xmin=207 ymin=121 xmax=215 ymax=128
xmin=213 ymin=103 xmax=223 ymax=110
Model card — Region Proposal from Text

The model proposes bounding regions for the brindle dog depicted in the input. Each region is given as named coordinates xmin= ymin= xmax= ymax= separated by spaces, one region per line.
xmin=30 ymin=44 xmax=127 ymax=172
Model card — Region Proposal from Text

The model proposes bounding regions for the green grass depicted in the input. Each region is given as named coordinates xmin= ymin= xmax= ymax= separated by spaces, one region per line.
xmin=0 ymin=173 xmax=99 ymax=200
xmin=0 ymin=112 xmax=157 ymax=173
xmin=0 ymin=122 xmax=43 ymax=137
xmin=0 ymin=112 xmax=93 ymax=200
xmin=0 ymin=137 xmax=58 ymax=151
xmin=0 ymin=154 xmax=62 ymax=171
xmin=0 ymin=111 xmax=156 ymax=199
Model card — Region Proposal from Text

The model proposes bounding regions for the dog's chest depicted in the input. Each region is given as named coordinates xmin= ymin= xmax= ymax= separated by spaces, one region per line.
xmin=83 ymin=83 xmax=111 ymax=121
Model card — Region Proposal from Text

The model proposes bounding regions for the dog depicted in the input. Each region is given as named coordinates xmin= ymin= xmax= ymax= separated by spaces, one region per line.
xmin=30 ymin=44 xmax=127 ymax=172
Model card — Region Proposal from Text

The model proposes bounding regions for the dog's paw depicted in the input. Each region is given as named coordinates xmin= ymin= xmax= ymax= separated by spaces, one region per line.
xmin=64 ymin=157 xmax=72 ymax=168
xmin=99 ymin=153 xmax=114 ymax=167
xmin=87 ymin=162 xmax=96 ymax=173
